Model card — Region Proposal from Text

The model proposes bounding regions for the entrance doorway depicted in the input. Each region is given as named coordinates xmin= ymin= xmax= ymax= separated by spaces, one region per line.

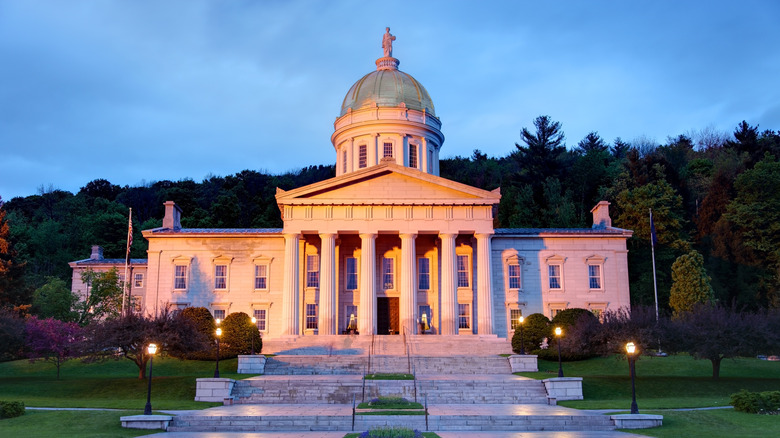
xmin=377 ymin=297 xmax=399 ymax=335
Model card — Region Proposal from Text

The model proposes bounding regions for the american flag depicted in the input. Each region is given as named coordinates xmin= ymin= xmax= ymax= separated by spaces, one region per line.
xmin=126 ymin=208 xmax=133 ymax=256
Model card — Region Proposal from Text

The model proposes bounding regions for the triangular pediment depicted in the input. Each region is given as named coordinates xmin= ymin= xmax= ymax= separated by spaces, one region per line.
xmin=276 ymin=163 xmax=500 ymax=206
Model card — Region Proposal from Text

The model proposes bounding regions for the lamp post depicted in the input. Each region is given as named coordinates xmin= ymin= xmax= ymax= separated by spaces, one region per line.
xmin=250 ymin=317 xmax=257 ymax=355
xmin=214 ymin=327 xmax=222 ymax=378
xmin=555 ymin=326 xmax=564 ymax=377
xmin=143 ymin=343 xmax=157 ymax=415
xmin=518 ymin=316 xmax=525 ymax=355
xmin=626 ymin=342 xmax=639 ymax=414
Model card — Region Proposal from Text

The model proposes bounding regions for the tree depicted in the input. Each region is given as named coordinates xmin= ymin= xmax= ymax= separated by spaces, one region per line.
xmin=511 ymin=313 xmax=550 ymax=354
xmin=595 ymin=305 xmax=662 ymax=355
xmin=0 ymin=307 xmax=25 ymax=361
xmin=32 ymin=277 xmax=77 ymax=321
xmin=669 ymin=250 xmax=714 ymax=315
xmin=576 ymin=132 xmax=608 ymax=154
xmin=86 ymin=309 xmax=207 ymax=379
xmin=514 ymin=115 xmax=566 ymax=185
xmin=75 ymin=268 xmax=123 ymax=325
xmin=175 ymin=307 xmax=217 ymax=359
xmin=25 ymin=317 xmax=83 ymax=379
xmin=666 ymin=304 xmax=763 ymax=379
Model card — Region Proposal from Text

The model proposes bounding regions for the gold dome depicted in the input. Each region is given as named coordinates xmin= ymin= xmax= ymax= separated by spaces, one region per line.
xmin=339 ymin=58 xmax=436 ymax=117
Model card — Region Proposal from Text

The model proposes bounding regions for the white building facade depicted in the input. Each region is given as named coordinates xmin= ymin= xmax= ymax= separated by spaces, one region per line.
xmin=79 ymin=42 xmax=633 ymax=340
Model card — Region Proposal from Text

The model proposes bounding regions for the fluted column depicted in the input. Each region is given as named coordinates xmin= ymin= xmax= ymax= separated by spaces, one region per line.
xmin=439 ymin=233 xmax=458 ymax=335
xmin=319 ymin=233 xmax=336 ymax=335
xmin=282 ymin=233 xmax=300 ymax=335
xmin=400 ymin=233 xmax=417 ymax=335
xmin=476 ymin=233 xmax=494 ymax=335
xmin=359 ymin=233 xmax=377 ymax=335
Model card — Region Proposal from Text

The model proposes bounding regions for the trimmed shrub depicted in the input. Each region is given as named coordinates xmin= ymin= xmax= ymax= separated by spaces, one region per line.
xmin=512 ymin=313 xmax=550 ymax=354
xmin=221 ymin=312 xmax=262 ymax=357
xmin=0 ymin=400 xmax=25 ymax=418
xmin=551 ymin=308 xmax=597 ymax=330
xmin=176 ymin=307 xmax=217 ymax=360
xmin=731 ymin=390 xmax=780 ymax=414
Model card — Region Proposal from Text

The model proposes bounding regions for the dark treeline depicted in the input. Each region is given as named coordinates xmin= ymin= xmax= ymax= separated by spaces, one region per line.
xmin=2 ymin=117 xmax=780 ymax=312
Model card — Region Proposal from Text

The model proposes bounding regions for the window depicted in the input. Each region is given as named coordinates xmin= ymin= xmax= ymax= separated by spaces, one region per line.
xmin=306 ymin=255 xmax=319 ymax=288
xmin=174 ymin=265 xmax=187 ymax=290
xmin=428 ymin=150 xmax=433 ymax=172
xmin=382 ymin=257 xmax=394 ymax=289
xmin=588 ymin=264 xmax=602 ymax=289
xmin=548 ymin=264 xmax=562 ymax=289
xmin=383 ymin=142 xmax=393 ymax=158
xmin=134 ymin=273 xmax=144 ymax=288
xmin=342 ymin=149 xmax=347 ymax=174
xmin=418 ymin=258 xmax=430 ymax=290
xmin=419 ymin=305 xmax=432 ymax=331
xmin=254 ymin=309 xmax=267 ymax=332
xmin=359 ymin=145 xmax=367 ymax=168
xmin=457 ymin=255 xmax=469 ymax=288
xmin=345 ymin=305 xmax=358 ymax=330
xmin=508 ymin=263 xmax=521 ymax=289
xmin=254 ymin=264 xmax=268 ymax=290
xmin=458 ymin=303 xmax=470 ymax=329
xmin=345 ymin=257 xmax=358 ymax=290
xmin=305 ymin=304 xmax=318 ymax=330
xmin=130 ymin=296 xmax=142 ymax=312
xmin=409 ymin=144 xmax=418 ymax=168
xmin=213 ymin=309 xmax=226 ymax=320
xmin=214 ymin=265 xmax=227 ymax=290
xmin=548 ymin=305 xmax=565 ymax=319
xmin=510 ymin=309 xmax=523 ymax=330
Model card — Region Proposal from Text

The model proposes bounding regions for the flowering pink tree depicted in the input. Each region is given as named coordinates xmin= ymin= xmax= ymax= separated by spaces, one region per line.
xmin=25 ymin=317 xmax=83 ymax=379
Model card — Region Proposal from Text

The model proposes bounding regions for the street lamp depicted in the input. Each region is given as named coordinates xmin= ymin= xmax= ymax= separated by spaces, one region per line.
xmin=518 ymin=316 xmax=526 ymax=355
xmin=214 ymin=327 xmax=222 ymax=378
xmin=143 ymin=343 xmax=158 ymax=415
xmin=626 ymin=342 xmax=639 ymax=414
xmin=555 ymin=326 xmax=564 ymax=377
xmin=250 ymin=317 xmax=257 ymax=355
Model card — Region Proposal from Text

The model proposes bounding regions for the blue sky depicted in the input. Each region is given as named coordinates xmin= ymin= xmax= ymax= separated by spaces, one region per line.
xmin=1 ymin=0 xmax=778 ymax=200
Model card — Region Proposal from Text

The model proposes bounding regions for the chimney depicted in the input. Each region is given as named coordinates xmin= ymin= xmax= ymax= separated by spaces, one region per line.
xmin=90 ymin=245 xmax=104 ymax=260
xmin=163 ymin=201 xmax=183 ymax=230
xmin=591 ymin=201 xmax=612 ymax=229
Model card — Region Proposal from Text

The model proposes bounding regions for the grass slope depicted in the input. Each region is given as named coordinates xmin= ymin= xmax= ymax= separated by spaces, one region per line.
xmin=0 ymin=410 xmax=154 ymax=438
xmin=0 ymin=356 xmax=244 ymax=409
xmin=517 ymin=355 xmax=780 ymax=409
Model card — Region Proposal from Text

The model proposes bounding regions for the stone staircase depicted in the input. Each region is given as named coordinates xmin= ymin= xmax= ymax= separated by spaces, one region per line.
xmin=167 ymin=411 xmax=616 ymax=433
xmin=262 ymin=334 xmax=512 ymax=356
xmin=231 ymin=375 xmax=547 ymax=404
xmin=263 ymin=354 xmax=511 ymax=375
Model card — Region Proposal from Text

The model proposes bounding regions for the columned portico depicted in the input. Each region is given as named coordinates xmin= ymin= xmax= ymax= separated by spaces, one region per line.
xmin=475 ymin=233 xmax=494 ymax=334
xmin=282 ymin=233 xmax=300 ymax=335
xmin=318 ymin=232 xmax=336 ymax=335
xmin=400 ymin=233 xmax=417 ymax=335
xmin=359 ymin=233 xmax=377 ymax=335
xmin=439 ymin=232 xmax=458 ymax=335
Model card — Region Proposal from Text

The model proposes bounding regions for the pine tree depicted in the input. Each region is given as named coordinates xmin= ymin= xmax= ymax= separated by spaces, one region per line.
xmin=670 ymin=250 xmax=714 ymax=315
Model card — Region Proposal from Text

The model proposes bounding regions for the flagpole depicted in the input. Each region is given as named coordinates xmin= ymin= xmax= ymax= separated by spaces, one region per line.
xmin=650 ymin=208 xmax=659 ymax=322
xmin=123 ymin=208 xmax=132 ymax=316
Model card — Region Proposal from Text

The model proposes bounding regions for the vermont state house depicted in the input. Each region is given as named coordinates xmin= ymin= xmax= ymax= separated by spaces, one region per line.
xmin=71 ymin=39 xmax=632 ymax=341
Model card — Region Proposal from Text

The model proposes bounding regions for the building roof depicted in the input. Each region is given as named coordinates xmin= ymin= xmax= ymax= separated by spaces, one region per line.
xmin=495 ymin=227 xmax=632 ymax=237
xmin=70 ymin=258 xmax=148 ymax=266
xmin=340 ymin=57 xmax=435 ymax=117
xmin=145 ymin=228 xmax=282 ymax=236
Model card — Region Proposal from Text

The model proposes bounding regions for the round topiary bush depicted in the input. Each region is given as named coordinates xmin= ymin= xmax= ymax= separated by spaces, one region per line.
xmin=221 ymin=312 xmax=262 ymax=357
xmin=541 ymin=308 xmax=601 ymax=361
xmin=512 ymin=313 xmax=550 ymax=354
xmin=551 ymin=308 xmax=598 ymax=331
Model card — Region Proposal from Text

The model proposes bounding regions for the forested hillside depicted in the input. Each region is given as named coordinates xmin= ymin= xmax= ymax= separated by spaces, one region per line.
xmin=1 ymin=117 xmax=779 ymax=312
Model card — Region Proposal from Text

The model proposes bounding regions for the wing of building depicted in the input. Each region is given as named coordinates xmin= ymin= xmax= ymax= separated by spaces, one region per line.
xmin=72 ymin=38 xmax=632 ymax=340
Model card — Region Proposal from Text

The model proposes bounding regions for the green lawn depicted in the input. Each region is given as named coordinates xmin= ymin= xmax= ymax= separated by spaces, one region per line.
xmin=0 ymin=409 xmax=154 ymax=438
xmin=625 ymin=409 xmax=780 ymax=438
xmin=0 ymin=356 xmax=244 ymax=409
xmin=517 ymin=355 xmax=780 ymax=409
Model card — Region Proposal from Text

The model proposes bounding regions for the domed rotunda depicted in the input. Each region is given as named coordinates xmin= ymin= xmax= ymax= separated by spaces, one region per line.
xmin=331 ymin=29 xmax=444 ymax=177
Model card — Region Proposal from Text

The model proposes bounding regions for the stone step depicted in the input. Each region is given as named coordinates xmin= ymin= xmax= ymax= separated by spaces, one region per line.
xmin=263 ymin=355 xmax=512 ymax=375
xmin=232 ymin=376 xmax=548 ymax=405
xmin=168 ymin=414 xmax=615 ymax=432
